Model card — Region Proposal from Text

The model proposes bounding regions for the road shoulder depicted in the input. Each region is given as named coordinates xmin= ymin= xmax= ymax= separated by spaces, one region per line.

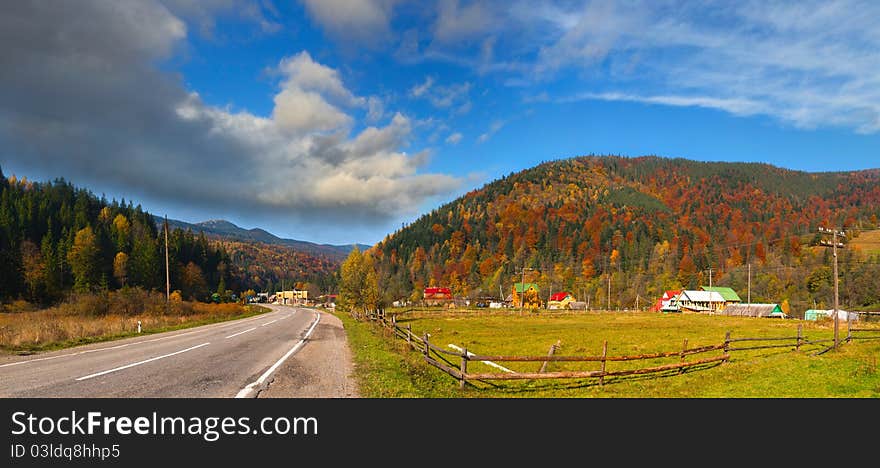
xmin=258 ymin=310 xmax=360 ymax=398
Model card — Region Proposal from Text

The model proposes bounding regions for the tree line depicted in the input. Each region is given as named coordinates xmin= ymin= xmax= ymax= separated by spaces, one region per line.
xmin=1 ymin=166 xmax=242 ymax=305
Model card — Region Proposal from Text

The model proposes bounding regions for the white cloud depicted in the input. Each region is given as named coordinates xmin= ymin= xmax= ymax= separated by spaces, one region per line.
xmin=299 ymin=0 xmax=396 ymax=45
xmin=0 ymin=1 xmax=461 ymax=230
xmin=277 ymin=51 xmax=364 ymax=107
xmin=410 ymin=76 xmax=472 ymax=110
xmin=445 ymin=132 xmax=462 ymax=144
xmin=272 ymin=87 xmax=352 ymax=133
xmin=565 ymin=92 xmax=768 ymax=118
xmin=433 ymin=0 xmax=495 ymax=44
xmin=366 ymin=96 xmax=385 ymax=122
xmin=477 ymin=120 xmax=504 ymax=143
xmin=410 ymin=76 xmax=434 ymax=98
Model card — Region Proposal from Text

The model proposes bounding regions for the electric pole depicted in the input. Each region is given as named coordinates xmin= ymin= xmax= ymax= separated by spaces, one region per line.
xmin=707 ymin=267 xmax=713 ymax=288
xmin=607 ymin=273 xmax=611 ymax=311
xmin=818 ymin=226 xmax=846 ymax=349
xmin=747 ymin=263 xmax=751 ymax=316
xmin=164 ymin=215 xmax=170 ymax=303
xmin=516 ymin=267 xmax=534 ymax=310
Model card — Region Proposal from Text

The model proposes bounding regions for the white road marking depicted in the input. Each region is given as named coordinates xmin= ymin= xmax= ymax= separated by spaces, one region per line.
xmin=74 ymin=342 xmax=211 ymax=381
xmin=235 ymin=312 xmax=321 ymax=398
xmin=225 ymin=327 xmax=257 ymax=339
xmin=260 ymin=319 xmax=278 ymax=327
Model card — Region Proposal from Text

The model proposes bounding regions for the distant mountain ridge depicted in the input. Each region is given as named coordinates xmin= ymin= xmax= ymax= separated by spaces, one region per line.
xmin=153 ymin=216 xmax=369 ymax=260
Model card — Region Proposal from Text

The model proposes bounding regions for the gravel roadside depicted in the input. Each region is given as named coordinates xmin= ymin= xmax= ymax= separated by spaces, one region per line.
xmin=258 ymin=310 xmax=360 ymax=398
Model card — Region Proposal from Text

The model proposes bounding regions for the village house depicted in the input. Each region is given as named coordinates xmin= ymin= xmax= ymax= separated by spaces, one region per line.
xmin=719 ymin=303 xmax=787 ymax=318
xmin=674 ymin=290 xmax=726 ymax=313
xmin=652 ymin=290 xmax=682 ymax=312
xmin=511 ymin=283 xmax=541 ymax=308
xmin=700 ymin=286 xmax=742 ymax=305
xmin=276 ymin=289 xmax=308 ymax=305
xmin=423 ymin=287 xmax=453 ymax=306
xmin=804 ymin=309 xmax=858 ymax=322
xmin=547 ymin=291 xmax=575 ymax=309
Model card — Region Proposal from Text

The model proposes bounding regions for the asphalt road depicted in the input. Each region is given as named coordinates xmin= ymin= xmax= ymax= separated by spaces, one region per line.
xmin=0 ymin=304 xmax=321 ymax=398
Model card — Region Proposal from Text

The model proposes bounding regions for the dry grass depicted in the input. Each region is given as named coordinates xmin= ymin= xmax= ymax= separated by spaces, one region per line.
xmin=850 ymin=229 xmax=880 ymax=255
xmin=0 ymin=289 xmax=262 ymax=353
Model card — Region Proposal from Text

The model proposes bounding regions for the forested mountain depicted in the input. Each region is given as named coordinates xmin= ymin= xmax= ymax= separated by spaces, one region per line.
xmin=371 ymin=156 xmax=880 ymax=313
xmin=157 ymin=216 xmax=368 ymax=261
xmin=0 ymin=167 xmax=337 ymax=304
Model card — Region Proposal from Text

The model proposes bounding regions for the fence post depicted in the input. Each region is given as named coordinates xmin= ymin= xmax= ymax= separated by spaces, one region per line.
xmin=407 ymin=324 xmax=412 ymax=348
xmin=723 ymin=331 xmax=731 ymax=362
xmin=599 ymin=340 xmax=608 ymax=386
xmin=847 ymin=316 xmax=852 ymax=342
xmin=679 ymin=339 xmax=688 ymax=375
xmin=423 ymin=333 xmax=429 ymax=358
xmin=460 ymin=347 xmax=468 ymax=390
xmin=796 ymin=324 xmax=802 ymax=351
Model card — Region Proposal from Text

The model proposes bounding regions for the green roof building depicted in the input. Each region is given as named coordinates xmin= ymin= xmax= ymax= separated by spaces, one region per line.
xmin=514 ymin=283 xmax=539 ymax=293
xmin=700 ymin=286 xmax=742 ymax=303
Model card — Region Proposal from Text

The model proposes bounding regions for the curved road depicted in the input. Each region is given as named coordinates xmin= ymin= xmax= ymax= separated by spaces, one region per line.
xmin=0 ymin=305 xmax=329 ymax=398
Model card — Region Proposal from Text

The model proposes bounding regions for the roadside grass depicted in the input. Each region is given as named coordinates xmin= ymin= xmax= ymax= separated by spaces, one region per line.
xmin=332 ymin=310 xmax=460 ymax=397
xmin=342 ymin=308 xmax=880 ymax=398
xmin=0 ymin=303 xmax=271 ymax=355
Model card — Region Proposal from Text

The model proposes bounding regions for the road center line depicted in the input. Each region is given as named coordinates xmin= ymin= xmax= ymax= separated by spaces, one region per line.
xmin=74 ymin=342 xmax=211 ymax=381
xmin=260 ymin=319 xmax=278 ymax=327
xmin=235 ymin=312 xmax=321 ymax=398
xmin=225 ymin=327 xmax=257 ymax=339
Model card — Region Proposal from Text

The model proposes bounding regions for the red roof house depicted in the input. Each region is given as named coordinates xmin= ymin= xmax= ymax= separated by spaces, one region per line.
xmin=550 ymin=292 xmax=572 ymax=302
xmin=423 ymin=287 xmax=453 ymax=306
xmin=651 ymin=290 xmax=682 ymax=312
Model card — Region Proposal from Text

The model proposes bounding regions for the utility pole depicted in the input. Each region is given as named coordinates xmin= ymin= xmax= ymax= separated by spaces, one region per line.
xmin=707 ymin=267 xmax=713 ymax=288
xmin=164 ymin=215 xmax=170 ymax=303
xmin=818 ymin=226 xmax=846 ymax=350
xmin=747 ymin=263 xmax=751 ymax=316
xmin=607 ymin=273 xmax=611 ymax=311
xmin=516 ymin=267 xmax=534 ymax=310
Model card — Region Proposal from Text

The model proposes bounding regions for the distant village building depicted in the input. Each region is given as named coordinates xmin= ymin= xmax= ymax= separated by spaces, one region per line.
xmin=803 ymin=309 xmax=858 ymax=322
xmin=547 ymin=291 xmax=575 ymax=309
xmin=423 ymin=287 xmax=453 ymax=306
xmin=675 ymin=290 xmax=726 ymax=313
xmin=512 ymin=283 xmax=541 ymax=308
xmin=700 ymin=286 xmax=742 ymax=305
xmin=653 ymin=290 xmax=682 ymax=312
xmin=719 ymin=303 xmax=787 ymax=318
xmin=277 ymin=289 xmax=308 ymax=305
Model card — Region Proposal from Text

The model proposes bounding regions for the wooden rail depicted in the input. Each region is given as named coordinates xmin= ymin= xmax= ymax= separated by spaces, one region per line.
xmin=357 ymin=310 xmax=880 ymax=391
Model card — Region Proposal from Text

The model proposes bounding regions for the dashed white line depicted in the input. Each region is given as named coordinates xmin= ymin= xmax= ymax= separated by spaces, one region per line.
xmin=260 ymin=319 xmax=278 ymax=327
xmin=225 ymin=327 xmax=257 ymax=339
xmin=75 ymin=342 xmax=211 ymax=381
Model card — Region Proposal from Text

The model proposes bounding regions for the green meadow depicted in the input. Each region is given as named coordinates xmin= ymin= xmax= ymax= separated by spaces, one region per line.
xmin=337 ymin=309 xmax=880 ymax=398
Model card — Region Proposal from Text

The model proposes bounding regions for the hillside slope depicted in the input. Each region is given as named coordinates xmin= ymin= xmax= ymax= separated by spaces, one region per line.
xmin=371 ymin=155 xmax=880 ymax=312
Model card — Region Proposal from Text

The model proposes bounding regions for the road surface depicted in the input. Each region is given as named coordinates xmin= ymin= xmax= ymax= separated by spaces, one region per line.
xmin=0 ymin=305 xmax=347 ymax=398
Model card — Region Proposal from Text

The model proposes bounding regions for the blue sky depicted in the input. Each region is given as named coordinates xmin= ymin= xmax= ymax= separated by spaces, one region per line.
xmin=2 ymin=1 xmax=879 ymax=245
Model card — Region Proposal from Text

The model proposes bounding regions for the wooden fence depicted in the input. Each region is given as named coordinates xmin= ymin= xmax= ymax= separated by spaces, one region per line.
xmin=362 ymin=311 xmax=880 ymax=389
xmin=367 ymin=312 xmax=728 ymax=389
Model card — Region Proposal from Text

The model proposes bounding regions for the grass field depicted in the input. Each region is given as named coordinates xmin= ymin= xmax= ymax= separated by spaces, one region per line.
xmin=338 ymin=308 xmax=880 ymax=398
xmin=851 ymin=229 xmax=880 ymax=256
